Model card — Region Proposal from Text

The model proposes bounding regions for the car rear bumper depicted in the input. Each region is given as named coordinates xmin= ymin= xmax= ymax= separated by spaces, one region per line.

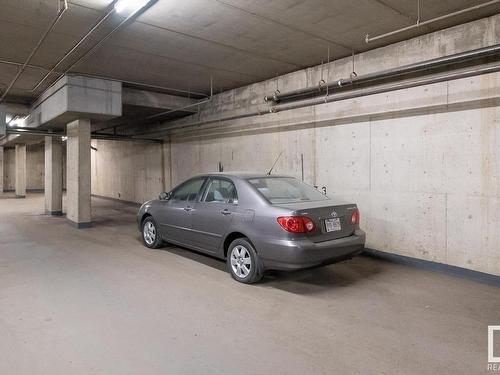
xmin=260 ymin=229 xmax=366 ymax=271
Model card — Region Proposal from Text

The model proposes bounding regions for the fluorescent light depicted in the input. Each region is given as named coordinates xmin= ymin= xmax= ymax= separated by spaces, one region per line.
xmin=114 ymin=0 xmax=152 ymax=15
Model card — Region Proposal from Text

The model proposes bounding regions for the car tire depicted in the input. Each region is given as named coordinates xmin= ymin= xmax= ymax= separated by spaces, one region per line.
xmin=142 ymin=216 xmax=163 ymax=249
xmin=227 ymin=238 xmax=264 ymax=284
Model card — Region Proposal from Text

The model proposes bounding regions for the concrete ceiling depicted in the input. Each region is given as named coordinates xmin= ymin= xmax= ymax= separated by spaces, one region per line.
xmin=1 ymin=0 xmax=499 ymax=104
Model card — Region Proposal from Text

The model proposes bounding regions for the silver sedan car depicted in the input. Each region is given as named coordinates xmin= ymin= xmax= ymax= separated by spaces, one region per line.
xmin=137 ymin=173 xmax=366 ymax=283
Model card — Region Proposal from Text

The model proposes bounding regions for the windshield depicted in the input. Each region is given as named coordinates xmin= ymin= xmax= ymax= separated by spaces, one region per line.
xmin=247 ymin=177 xmax=329 ymax=204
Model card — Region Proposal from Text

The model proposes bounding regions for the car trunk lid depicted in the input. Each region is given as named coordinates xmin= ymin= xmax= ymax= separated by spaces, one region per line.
xmin=277 ymin=200 xmax=358 ymax=242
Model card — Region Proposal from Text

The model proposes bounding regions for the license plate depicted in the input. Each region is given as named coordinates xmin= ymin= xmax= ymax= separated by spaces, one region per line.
xmin=325 ymin=218 xmax=341 ymax=232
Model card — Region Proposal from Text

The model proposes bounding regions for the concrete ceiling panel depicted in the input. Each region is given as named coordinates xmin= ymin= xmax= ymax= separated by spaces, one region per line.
xmin=0 ymin=0 xmax=499 ymax=103
xmin=74 ymin=45 xmax=256 ymax=93
xmin=110 ymin=22 xmax=298 ymax=78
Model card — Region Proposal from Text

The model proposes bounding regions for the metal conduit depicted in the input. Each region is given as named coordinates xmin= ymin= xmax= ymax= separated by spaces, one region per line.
xmin=32 ymin=0 xmax=159 ymax=102
xmin=365 ymin=0 xmax=500 ymax=43
xmin=264 ymin=43 xmax=500 ymax=103
xmin=0 ymin=59 xmax=56 ymax=72
xmin=270 ymin=63 xmax=500 ymax=113
xmin=146 ymin=98 xmax=212 ymax=120
xmin=52 ymin=4 xmax=152 ymax=84
xmin=6 ymin=127 xmax=161 ymax=143
xmin=31 ymin=5 xmax=116 ymax=92
xmin=91 ymin=98 xmax=212 ymax=135
xmin=0 ymin=0 xmax=68 ymax=103
xmin=141 ymin=62 xmax=500 ymax=136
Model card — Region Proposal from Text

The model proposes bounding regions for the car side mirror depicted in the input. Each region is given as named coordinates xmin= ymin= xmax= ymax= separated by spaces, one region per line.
xmin=159 ymin=192 xmax=171 ymax=200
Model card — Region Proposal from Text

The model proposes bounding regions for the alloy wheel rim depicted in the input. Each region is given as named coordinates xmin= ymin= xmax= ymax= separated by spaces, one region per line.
xmin=230 ymin=245 xmax=252 ymax=278
xmin=143 ymin=221 xmax=156 ymax=245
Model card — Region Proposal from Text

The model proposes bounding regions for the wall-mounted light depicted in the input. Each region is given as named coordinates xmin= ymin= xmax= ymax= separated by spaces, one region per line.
xmin=62 ymin=136 xmax=68 ymax=142
xmin=114 ymin=0 xmax=152 ymax=15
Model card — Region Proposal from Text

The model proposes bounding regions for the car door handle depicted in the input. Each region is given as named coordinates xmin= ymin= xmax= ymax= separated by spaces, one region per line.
xmin=220 ymin=209 xmax=231 ymax=216
xmin=183 ymin=206 xmax=193 ymax=212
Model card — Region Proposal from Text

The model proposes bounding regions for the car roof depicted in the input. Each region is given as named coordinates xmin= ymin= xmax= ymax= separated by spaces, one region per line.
xmin=193 ymin=172 xmax=292 ymax=180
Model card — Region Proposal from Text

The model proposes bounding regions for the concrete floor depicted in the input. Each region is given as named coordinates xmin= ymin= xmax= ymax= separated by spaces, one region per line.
xmin=0 ymin=193 xmax=498 ymax=375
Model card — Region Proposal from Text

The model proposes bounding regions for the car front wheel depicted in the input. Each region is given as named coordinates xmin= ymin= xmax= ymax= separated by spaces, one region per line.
xmin=227 ymin=238 xmax=264 ymax=284
xmin=142 ymin=217 xmax=163 ymax=249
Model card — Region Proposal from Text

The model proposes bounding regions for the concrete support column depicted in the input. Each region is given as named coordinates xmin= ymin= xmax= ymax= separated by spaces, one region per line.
xmin=45 ymin=137 xmax=63 ymax=215
xmin=0 ymin=146 xmax=4 ymax=193
xmin=66 ymin=119 xmax=91 ymax=228
xmin=15 ymin=144 xmax=26 ymax=198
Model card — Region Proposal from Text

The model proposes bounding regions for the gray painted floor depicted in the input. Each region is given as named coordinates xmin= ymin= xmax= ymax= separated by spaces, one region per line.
xmin=0 ymin=193 xmax=498 ymax=375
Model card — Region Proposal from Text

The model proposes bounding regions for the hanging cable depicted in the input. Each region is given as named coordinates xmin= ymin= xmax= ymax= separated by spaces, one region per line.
xmin=417 ymin=0 xmax=421 ymax=26
xmin=31 ymin=4 xmax=116 ymax=92
xmin=325 ymin=46 xmax=331 ymax=101
xmin=366 ymin=0 xmax=500 ymax=43
xmin=0 ymin=0 xmax=68 ymax=102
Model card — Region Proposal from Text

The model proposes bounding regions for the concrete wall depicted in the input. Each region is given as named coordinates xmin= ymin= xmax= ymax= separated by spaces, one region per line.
xmin=91 ymin=15 xmax=500 ymax=276
xmin=164 ymin=103 xmax=499 ymax=277
xmin=90 ymin=140 xmax=168 ymax=204
xmin=3 ymin=143 xmax=67 ymax=191
xmin=3 ymin=144 xmax=45 ymax=190
xmin=137 ymin=14 xmax=499 ymax=137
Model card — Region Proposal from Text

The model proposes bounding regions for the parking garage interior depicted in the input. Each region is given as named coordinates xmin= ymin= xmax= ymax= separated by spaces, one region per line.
xmin=1 ymin=1 xmax=500 ymax=374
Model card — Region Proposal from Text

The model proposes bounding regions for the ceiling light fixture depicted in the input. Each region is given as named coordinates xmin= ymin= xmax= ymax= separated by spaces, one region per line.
xmin=114 ymin=0 xmax=152 ymax=15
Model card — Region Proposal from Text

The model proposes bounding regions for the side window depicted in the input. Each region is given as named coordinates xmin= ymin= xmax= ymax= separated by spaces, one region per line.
xmin=171 ymin=178 xmax=206 ymax=202
xmin=204 ymin=179 xmax=238 ymax=204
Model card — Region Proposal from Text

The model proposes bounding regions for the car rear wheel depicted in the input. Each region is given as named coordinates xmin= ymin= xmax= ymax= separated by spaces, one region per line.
xmin=227 ymin=238 xmax=264 ymax=284
xmin=142 ymin=217 xmax=162 ymax=249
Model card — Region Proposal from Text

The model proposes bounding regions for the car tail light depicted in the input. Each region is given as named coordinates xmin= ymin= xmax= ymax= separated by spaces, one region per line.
xmin=351 ymin=208 xmax=360 ymax=225
xmin=277 ymin=216 xmax=316 ymax=233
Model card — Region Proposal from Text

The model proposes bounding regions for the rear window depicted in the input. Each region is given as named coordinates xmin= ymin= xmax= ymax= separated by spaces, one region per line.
xmin=248 ymin=177 xmax=329 ymax=204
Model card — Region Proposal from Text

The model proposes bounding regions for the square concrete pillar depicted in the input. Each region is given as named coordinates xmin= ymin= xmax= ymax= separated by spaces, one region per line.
xmin=0 ymin=146 xmax=4 ymax=193
xmin=66 ymin=119 xmax=91 ymax=228
xmin=15 ymin=144 xmax=26 ymax=198
xmin=45 ymin=137 xmax=63 ymax=215
xmin=0 ymin=104 xmax=5 ymax=137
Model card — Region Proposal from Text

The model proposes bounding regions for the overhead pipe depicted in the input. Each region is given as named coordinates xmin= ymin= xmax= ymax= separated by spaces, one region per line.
xmin=93 ymin=83 xmax=213 ymax=134
xmin=155 ymin=74 xmax=217 ymax=123
xmin=132 ymin=108 xmax=265 ymax=136
xmin=0 ymin=0 xmax=68 ymax=103
xmin=30 ymin=4 xmax=117 ymax=92
xmin=6 ymin=128 xmax=64 ymax=137
xmin=91 ymin=133 xmax=162 ymax=143
xmin=140 ymin=61 xmax=500 ymax=136
xmin=103 ymin=75 xmax=215 ymax=134
xmin=365 ymin=0 xmax=500 ymax=43
xmin=264 ymin=43 xmax=500 ymax=103
xmin=32 ymin=1 xmax=159 ymax=102
xmin=146 ymin=99 xmax=212 ymax=120
xmin=39 ymin=2 xmax=154 ymax=98
xmin=6 ymin=127 xmax=161 ymax=143
xmin=271 ymin=63 xmax=500 ymax=112
xmin=0 ymin=59 xmax=57 ymax=73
